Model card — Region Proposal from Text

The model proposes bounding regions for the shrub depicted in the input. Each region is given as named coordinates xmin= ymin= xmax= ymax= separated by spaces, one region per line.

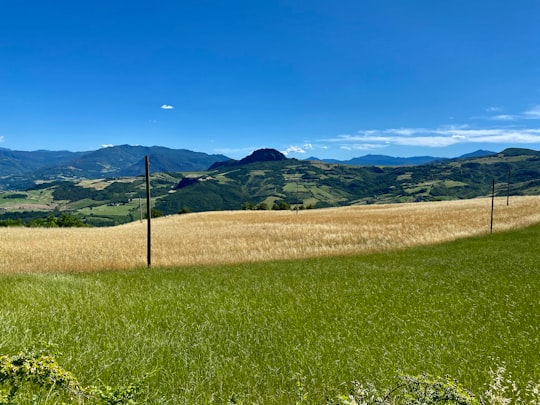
xmin=329 ymin=367 xmax=540 ymax=405
xmin=241 ymin=201 xmax=254 ymax=210
xmin=255 ymin=202 xmax=268 ymax=210
xmin=272 ymin=200 xmax=290 ymax=210
xmin=0 ymin=219 xmax=23 ymax=227
xmin=0 ymin=348 xmax=142 ymax=404
xmin=329 ymin=374 xmax=479 ymax=405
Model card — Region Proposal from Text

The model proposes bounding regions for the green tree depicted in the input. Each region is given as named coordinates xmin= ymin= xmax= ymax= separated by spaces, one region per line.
xmin=144 ymin=208 xmax=163 ymax=219
xmin=241 ymin=201 xmax=254 ymax=210
xmin=46 ymin=215 xmax=58 ymax=227
xmin=57 ymin=213 xmax=87 ymax=227
xmin=256 ymin=202 xmax=268 ymax=210
xmin=272 ymin=200 xmax=290 ymax=210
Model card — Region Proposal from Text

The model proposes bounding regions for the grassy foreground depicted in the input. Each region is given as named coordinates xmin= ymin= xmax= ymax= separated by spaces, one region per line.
xmin=1 ymin=224 xmax=539 ymax=403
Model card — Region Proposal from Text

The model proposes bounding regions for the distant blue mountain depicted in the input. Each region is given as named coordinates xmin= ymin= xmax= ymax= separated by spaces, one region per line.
xmin=0 ymin=145 xmax=230 ymax=189
xmin=457 ymin=149 xmax=498 ymax=159
xmin=307 ymin=149 xmax=496 ymax=166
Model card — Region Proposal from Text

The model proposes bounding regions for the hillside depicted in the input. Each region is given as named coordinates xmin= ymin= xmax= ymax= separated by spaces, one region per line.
xmin=0 ymin=148 xmax=87 ymax=177
xmin=0 ymin=145 xmax=229 ymax=190
xmin=154 ymin=147 xmax=540 ymax=214
xmin=1 ymin=147 xmax=539 ymax=226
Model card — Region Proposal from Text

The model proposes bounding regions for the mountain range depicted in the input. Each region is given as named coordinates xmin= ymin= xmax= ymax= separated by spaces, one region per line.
xmin=153 ymin=147 xmax=540 ymax=216
xmin=1 ymin=146 xmax=539 ymax=226
xmin=308 ymin=149 xmax=496 ymax=166
xmin=0 ymin=145 xmax=498 ymax=190
xmin=0 ymin=145 xmax=229 ymax=190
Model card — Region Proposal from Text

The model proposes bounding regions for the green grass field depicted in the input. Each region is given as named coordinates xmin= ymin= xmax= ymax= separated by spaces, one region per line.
xmin=1 ymin=224 xmax=539 ymax=403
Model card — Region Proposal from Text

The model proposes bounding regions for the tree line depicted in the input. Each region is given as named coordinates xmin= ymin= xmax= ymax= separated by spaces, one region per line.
xmin=0 ymin=212 xmax=87 ymax=228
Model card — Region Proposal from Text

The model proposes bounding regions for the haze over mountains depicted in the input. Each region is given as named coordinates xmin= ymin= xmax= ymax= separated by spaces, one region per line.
xmin=0 ymin=145 xmax=228 ymax=176
xmin=1 ymin=144 xmax=497 ymax=185
xmin=0 ymin=145 xmax=229 ymax=189
xmin=0 ymin=145 xmax=495 ymax=177
xmin=309 ymin=149 xmax=496 ymax=166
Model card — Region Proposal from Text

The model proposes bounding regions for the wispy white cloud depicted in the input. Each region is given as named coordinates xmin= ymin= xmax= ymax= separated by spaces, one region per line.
xmin=282 ymin=144 xmax=314 ymax=155
xmin=319 ymin=105 xmax=540 ymax=155
xmin=326 ymin=126 xmax=540 ymax=150
xmin=487 ymin=114 xmax=516 ymax=121
xmin=101 ymin=144 xmax=114 ymax=148
xmin=523 ymin=105 xmax=540 ymax=119
xmin=339 ymin=143 xmax=387 ymax=152
xmin=160 ymin=104 xmax=175 ymax=110
xmin=0 ymin=135 xmax=4 ymax=143
xmin=480 ymin=105 xmax=540 ymax=121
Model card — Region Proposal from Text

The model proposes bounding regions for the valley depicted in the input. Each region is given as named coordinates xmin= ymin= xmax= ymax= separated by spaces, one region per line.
xmin=1 ymin=147 xmax=539 ymax=227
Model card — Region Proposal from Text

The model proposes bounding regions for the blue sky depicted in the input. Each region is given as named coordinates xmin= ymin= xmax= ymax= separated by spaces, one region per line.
xmin=1 ymin=1 xmax=540 ymax=160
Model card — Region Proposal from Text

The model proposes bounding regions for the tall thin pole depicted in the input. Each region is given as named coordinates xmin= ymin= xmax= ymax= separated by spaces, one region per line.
xmin=296 ymin=181 xmax=299 ymax=213
xmin=145 ymin=156 xmax=151 ymax=268
xmin=506 ymin=168 xmax=511 ymax=206
xmin=490 ymin=178 xmax=495 ymax=234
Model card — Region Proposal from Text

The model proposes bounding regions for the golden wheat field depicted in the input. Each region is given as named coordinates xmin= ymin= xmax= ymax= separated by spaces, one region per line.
xmin=1 ymin=196 xmax=539 ymax=273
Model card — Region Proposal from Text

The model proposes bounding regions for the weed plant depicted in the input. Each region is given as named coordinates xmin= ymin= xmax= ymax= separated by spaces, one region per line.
xmin=0 ymin=224 xmax=539 ymax=403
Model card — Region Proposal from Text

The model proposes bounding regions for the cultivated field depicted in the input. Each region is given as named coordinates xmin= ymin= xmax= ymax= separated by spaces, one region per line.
xmin=1 ymin=196 xmax=540 ymax=273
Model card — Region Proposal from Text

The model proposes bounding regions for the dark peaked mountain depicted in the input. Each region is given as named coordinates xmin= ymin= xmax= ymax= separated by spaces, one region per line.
xmin=239 ymin=148 xmax=287 ymax=164
xmin=209 ymin=148 xmax=287 ymax=169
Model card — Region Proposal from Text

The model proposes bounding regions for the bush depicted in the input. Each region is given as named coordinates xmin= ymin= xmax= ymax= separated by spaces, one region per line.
xmin=0 ymin=219 xmax=23 ymax=227
xmin=57 ymin=213 xmax=87 ymax=227
xmin=27 ymin=213 xmax=88 ymax=228
xmin=241 ymin=201 xmax=254 ymax=210
xmin=178 ymin=207 xmax=192 ymax=214
xmin=255 ymin=202 xmax=268 ymax=210
xmin=0 ymin=348 xmax=142 ymax=404
xmin=329 ymin=367 xmax=540 ymax=405
xmin=329 ymin=374 xmax=479 ymax=405
xmin=272 ymin=200 xmax=290 ymax=210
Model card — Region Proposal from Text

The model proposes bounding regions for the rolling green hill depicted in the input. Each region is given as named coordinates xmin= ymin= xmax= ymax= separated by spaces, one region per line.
xmin=1 ymin=147 xmax=539 ymax=226
xmin=154 ymin=147 xmax=540 ymax=214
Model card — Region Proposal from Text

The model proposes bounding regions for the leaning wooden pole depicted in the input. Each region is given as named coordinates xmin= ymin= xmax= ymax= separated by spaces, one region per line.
xmin=145 ymin=155 xmax=152 ymax=268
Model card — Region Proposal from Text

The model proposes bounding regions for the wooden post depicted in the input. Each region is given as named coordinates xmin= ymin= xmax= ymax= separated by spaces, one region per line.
xmin=507 ymin=168 xmax=511 ymax=206
xmin=490 ymin=178 xmax=495 ymax=234
xmin=145 ymin=156 xmax=151 ymax=268
xmin=296 ymin=181 xmax=299 ymax=214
